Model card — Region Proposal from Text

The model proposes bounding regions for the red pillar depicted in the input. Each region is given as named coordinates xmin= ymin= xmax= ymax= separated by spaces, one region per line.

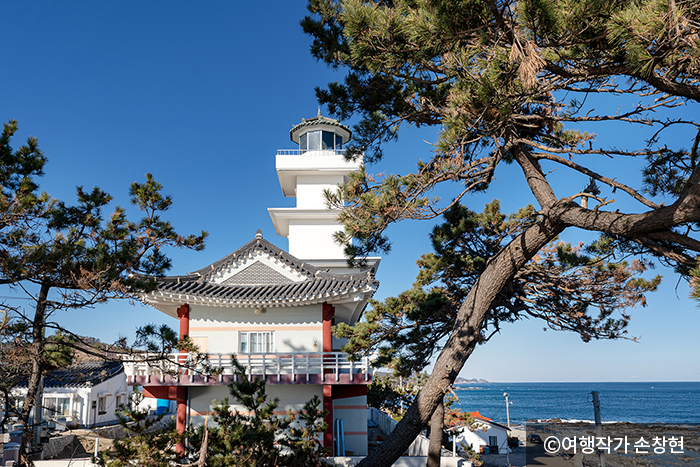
xmin=175 ymin=304 xmax=190 ymax=456
xmin=176 ymin=397 xmax=188 ymax=455
xmin=322 ymin=302 xmax=334 ymax=352
xmin=145 ymin=386 xmax=188 ymax=456
xmin=177 ymin=304 xmax=190 ymax=341
xmin=322 ymin=303 xmax=335 ymax=452
xmin=323 ymin=384 xmax=333 ymax=452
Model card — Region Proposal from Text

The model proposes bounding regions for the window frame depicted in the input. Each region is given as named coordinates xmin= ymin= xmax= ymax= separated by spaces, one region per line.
xmin=239 ymin=331 xmax=275 ymax=354
xmin=299 ymin=130 xmax=342 ymax=152
xmin=42 ymin=395 xmax=71 ymax=419
xmin=98 ymin=395 xmax=108 ymax=415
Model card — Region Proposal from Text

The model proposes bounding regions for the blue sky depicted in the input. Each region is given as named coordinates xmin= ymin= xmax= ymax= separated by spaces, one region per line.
xmin=2 ymin=2 xmax=698 ymax=382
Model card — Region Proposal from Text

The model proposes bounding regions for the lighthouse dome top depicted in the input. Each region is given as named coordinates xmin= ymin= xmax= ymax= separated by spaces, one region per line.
xmin=290 ymin=112 xmax=351 ymax=152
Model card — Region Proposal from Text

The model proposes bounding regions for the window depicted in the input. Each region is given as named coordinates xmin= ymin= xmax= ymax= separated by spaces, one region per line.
xmin=489 ymin=436 xmax=498 ymax=447
xmin=299 ymin=130 xmax=343 ymax=152
xmin=116 ymin=393 xmax=128 ymax=409
xmin=42 ymin=396 xmax=71 ymax=419
xmin=308 ymin=131 xmax=321 ymax=152
xmin=299 ymin=133 xmax=307 ymax=153
xmin=322 ymin=131 xmax=335 ymax=150
xmin=239 ymin=331 xmax=274 ymax=353
xmin=98 ymin=395 xmax=108 ymax=415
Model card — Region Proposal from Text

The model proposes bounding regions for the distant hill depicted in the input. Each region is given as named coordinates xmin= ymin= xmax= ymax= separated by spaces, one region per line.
xmin=454 ymin=377 xmax=490 ymax=384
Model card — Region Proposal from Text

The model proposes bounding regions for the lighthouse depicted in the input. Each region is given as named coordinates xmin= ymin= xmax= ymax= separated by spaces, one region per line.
xmin=269 ymin=113 xmax=369 ymax=272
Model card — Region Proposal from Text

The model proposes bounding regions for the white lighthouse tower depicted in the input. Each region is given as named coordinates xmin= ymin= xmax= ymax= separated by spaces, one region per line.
xmin=269 ymin=113 xmax=373 ymax=272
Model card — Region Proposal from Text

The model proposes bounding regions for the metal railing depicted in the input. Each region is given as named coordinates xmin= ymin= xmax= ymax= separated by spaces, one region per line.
xmin=123 ymin=351 xmax=372 ymax=383
xmin=276 ymin=149 xmax=347 ymax=156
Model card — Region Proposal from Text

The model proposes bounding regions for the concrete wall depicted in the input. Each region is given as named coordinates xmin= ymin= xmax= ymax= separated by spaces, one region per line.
xmin=288 ymin=221 xmax=346 ymax=260
xmin=454 ymin=422 xmax=510 ymax=453
xmin=86 ymin=377 xmax=129 ymax=427
xmin=188 ymin=384 xmax=323 ymax=427
xmin=189 ymin=303 xmax=323 ymax=354
xmin=334 ymin=395 xmax=367 ymax=456
xmin=296 ymin=174 xmax=346 ymax=209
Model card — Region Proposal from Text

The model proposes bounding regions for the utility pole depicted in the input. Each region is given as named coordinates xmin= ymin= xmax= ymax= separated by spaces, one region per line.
xmin=503 ymin=393 xmax=510 ymax=428
xmin=591 ymin=391 xmax=606 ymax=467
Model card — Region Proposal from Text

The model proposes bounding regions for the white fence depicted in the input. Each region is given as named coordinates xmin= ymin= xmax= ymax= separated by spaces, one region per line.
xmin=368 ymin=407 xmax=457 ymax=459
xmin=367 ymin=407 xmax=431 ymax=456
xmin=123 ymin=352 xmax=372 ymax=382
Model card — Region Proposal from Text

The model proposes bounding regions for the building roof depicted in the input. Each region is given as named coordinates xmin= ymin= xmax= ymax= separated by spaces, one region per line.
xmin=135 ymin=230 xmax=378 ymax=320
xmin=469 ymin=410 xmax=491 ymax=421
xmin=15 ymin=361 xmax=123 ymax=389
xmin=289 ymin=113 xmax=352 ymax=143
xmin=469 ymin=411 xmax=510 ymax=431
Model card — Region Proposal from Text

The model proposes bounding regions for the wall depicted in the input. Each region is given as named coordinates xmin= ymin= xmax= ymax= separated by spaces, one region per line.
xmin=333 ymin=395 xmax=367 ymax=456
xmin=85 ymin=374 xmax=129 ymax=428
xmin=188 ymin=384 xmax=323 ymax=427
xmin=189 ymin=303 xmax=323 ymax=355
xmin=454 ymin=422 xmax=510 ymax=453
xmin=288 ymin=221 xmax=346 ymax=259
xmin=296 ymin=174 xmax=346 ymax=209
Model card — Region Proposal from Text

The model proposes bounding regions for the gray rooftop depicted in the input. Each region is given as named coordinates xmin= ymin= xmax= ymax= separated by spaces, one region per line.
xmin=138 ymin=231 xmax=377 ymax=308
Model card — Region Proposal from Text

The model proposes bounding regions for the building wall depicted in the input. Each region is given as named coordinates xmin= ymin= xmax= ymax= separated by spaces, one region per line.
xmin=295 ymin=174 xmax=346 ymax=209
xmin=455 ymin=422 xmax=509 ymax=453
xmin=288 ymin=221 xmax=346 ymax=259
xmin=85 ymin=376 xmax=130 ymax=428
xmin=189 ymin=304 xmax=323 ymax=355
xmin=188 ymin=384 xmax=324 ymax=427
xmin=333 ymin=395 xmax=368 ymax=456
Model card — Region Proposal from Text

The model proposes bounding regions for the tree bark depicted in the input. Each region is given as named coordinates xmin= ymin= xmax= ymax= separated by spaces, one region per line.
xmin=357 ymin=216 xmax=565 ymax=467
xmin=19 ymin=281 xmax=51 ymax=465
xmin=427 ymin=398 xmax=444 ymax=467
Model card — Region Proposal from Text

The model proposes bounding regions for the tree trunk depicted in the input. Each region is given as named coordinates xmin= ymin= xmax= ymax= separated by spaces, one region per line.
xmin=357 ymin=217 xmax=564 ymax=467
xmin=19 ymin=281 xmax=51 ymax=465
xmin=427 ymin=398 xmax=444 ymax=467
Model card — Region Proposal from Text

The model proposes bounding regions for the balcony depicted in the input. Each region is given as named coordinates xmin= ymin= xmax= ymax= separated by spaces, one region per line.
xmin=124 ymin=352 xmax=373 ymax=386
xmin=277 ymin=149 xmax=347 ymax=156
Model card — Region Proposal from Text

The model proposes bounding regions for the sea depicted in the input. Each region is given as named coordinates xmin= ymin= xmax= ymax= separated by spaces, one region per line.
xmin=453 ymin=381 xmax=700 ymax=425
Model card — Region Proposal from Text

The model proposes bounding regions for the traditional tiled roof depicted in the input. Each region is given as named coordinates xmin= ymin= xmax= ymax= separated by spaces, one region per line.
xmin=289 ymin=113 xmax=352 ymax=142
xmin=15 ymin=361 xmax=123 ymax=389
xmin=137 ymin=231 xmax=378 ymax=310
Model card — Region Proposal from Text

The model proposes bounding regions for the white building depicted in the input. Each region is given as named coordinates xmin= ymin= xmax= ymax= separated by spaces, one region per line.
xmin=11 ymin=362 xmax=135 ymax=429
xmin=453 ymin=411 xmax=511 ymax=455
xmin=124 ymin=114 xmax=379 ymax=456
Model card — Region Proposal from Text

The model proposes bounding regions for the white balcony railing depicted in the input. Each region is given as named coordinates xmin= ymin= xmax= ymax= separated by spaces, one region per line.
xmin=276 ymin=149 xmax=347 ymax=156
xmin=123 ymin=352 xmax=372 ymax=384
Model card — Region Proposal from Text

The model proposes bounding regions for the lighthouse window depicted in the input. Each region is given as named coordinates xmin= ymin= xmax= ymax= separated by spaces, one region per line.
xmin=322 ymin=131 xmax=335 ymax=150
xmin=299 ymin=133 xmax=307 ymax=153
xmin=299 ymin=130 xmax=343 ymax=152
xmin=308 ymin=131 xmax=321 ymax=152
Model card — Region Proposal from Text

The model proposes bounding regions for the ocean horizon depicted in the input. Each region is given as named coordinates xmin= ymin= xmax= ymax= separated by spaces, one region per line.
xmin=452 ymin=381 xmax=700 ymax=425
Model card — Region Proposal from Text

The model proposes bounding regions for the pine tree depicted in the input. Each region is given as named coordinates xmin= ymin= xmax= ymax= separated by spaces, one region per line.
xmin=302 ymin=1 xmax=700 ymax=465
xmin=0 ymin=121 xmax=207 ymax=463
xmin=337 ymin=201 xmax=659 ymax=465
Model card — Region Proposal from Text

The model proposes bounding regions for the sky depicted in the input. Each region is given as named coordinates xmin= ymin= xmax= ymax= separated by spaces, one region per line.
xmin=1 ymin=2 xmax=698 ymax=382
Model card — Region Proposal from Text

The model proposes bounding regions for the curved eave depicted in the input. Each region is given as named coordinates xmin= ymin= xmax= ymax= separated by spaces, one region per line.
xmin=290 ymin=118 xmax=352 ymax=144
xmin=139 ymin=283 xmax=378 ymax=319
